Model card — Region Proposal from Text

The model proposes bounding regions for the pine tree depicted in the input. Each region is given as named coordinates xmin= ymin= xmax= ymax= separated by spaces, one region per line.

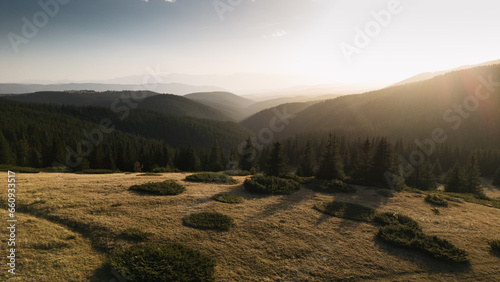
xmin=432 ymin=159 xmax=445 ymax=182
xmin=240 ymin=137 xmax=258 ymax=172
xmin=29 ymin=148 xmax=43 ymax=168
xmin=297 ymin=141 xmax=315 ymax=177
xmin=462 ymin=153 xmax=482 ymax=194
xmin=369 ymin=138 xmax=394 ymax=187
xmin=226 ymin=146 xmax=239 ymax=171
xmin=265 ymin=142 xmax=288 ymax=177
xmin=317 ymin=134 xmax=345 ymax=180
xmin=16 ymin=135 xmax=30 ymax=167
xmin=419 ymin=161 xmax=436 ymax=190
xmin=0 ymin=131 xmax=15 ymax=165
xmin=208 ymin=140 xmax=224 ymax=172
xmin=492 ymin=166 xmax=500 ymax=187
xmin=445 ymin=163 xmax=463 ymax=192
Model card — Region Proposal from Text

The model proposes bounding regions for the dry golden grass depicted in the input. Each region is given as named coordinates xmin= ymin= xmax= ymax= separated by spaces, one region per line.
xmin=1 ymin=172 xmax=500 ymax=281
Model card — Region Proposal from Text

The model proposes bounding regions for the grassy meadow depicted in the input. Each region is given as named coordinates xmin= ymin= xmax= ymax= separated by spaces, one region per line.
xmin=1 ymin=172 xmax=500 ymax=281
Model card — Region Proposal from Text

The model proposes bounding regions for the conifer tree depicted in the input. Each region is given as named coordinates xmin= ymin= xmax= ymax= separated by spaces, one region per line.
xmin=208 ymin=140 xmax=224 ymax=172
xmin=0 ymin=131 xmax=15 ymax=165
xmin=317 ymin=134 xmax=345 ymax=180
xmin=16 ymin=135 xmax=30 ymax=167
xmin=492 ymin=166 xmax=500 ymax=187
xmin=297 ymin=141 xmax=315 ymax=177
xmin=265 ymin=142 xmax=288 ymax=177
xmin=240 ymin=137 xmax=258 ymax=172
xmin=369 ymin=138 xmax=394 ymax=187
xmin=432 ymin=159 xmax=445 ymax=182
xmin=445 ymin=163 xmax=463 ymax=192
xmin=419 ymin=161 xmax=437 ymax=190
xmin=462 ymin=153 xmax=482 ymax=194
xmin=29 ymin=148 xmax=43 ymax=168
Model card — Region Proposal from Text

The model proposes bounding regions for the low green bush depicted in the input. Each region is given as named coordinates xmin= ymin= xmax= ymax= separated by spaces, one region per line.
xmin=76 ymin=169 xmax=120 ymax=174
xmin=109 ymin=243 xmax=216 ymax=281
xmin=186 ymin=173 xmax=238 ymax=184
xmin=316 ymin=179 xmax=356 ymax=194
xmin=129 ymin=180 xmax=185 ymax=195
xmin=137 ymin=173 xmax=162 ymax=176
xmin=0 ymin=165 xmax=40 ymax=173
xmin=152 ymin=165 xmax=180 ymax=173
xmin=244 ymin=175 xmax=300 ymax=195
xmin=425 ymin=194 xmax=449 ymax=207
xmin=489 ymin=239 xmax=500 ymax=251
xmin=184 ymin=212 xmax=234 ymax=231
xmin=223 ymin=170 xmax=251 ymax=176
xmin=373 ymin=212 xmax=420 ymax=230
xmin=314 ymin=201 xmax=376 ymax=222
xmin=211 ymin=193 xmax=244 ymax=204
xmin=119 ymin=228 xmax=153 ymax=242
xmin=314 ymin=203 xmax=469 ymax=263
xmin=377 ymin=225 xmax=468 ymax=262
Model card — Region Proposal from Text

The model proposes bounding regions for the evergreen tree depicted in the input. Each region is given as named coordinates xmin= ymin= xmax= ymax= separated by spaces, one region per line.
xmin=16 ymin=135 xmax=30 ymax=167
xmin=492 ymin=166 xmax=500 ymax=187
xmin=444 ymin=163 xmax=463 ymax=192
xmin=226 ymin=146 xmax=239 ymax=171
xmin=317 ymin=134 xmax=345 ymax=180
xmin=461 ymin=153 xmax=482 ymax=194
xmin=265 ymin=142 xmax=288 ymax=177
xmin=419 ymin=161 xmax=437 ymax=190
xmin=208 ymin=140 xmax=224 ymax=172
xmin=297 ymin=141 xmax=315 ymax=177
xmin=29 ymin=148 xmax=43 ymax=168
xmin=0 ymin=131 xmax=15 ymax=165
xmin=368 ymin=138 xmax=394 ymax=187
xmin=240 ymin=137 xmax=258 ymax=172
xmin=432 ymin=159 xmax=445 ymax=182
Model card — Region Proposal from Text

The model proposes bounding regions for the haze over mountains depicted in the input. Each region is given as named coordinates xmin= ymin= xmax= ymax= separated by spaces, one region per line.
xmin=3 ymin=61 xmax=500 ymax=151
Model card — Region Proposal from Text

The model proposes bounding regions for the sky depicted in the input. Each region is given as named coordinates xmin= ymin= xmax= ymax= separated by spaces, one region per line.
xmin=1 ymin=0 xmax=499 ymax=90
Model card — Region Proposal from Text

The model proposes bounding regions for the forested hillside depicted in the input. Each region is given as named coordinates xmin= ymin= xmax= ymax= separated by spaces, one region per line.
xmin=4 ymin=91 xmax=232 ymax=121
xmin=242 ymin=64 xmax=500 ymax=149
xmin=0 ymin=99 xmax=250 ymax=171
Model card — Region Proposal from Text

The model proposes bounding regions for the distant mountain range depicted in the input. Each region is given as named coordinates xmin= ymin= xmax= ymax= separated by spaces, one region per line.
xmin=0 ymin=82 xmax=226 ymax=95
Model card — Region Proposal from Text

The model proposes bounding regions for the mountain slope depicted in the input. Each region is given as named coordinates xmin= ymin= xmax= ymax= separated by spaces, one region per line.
xmin=184 ymin=91 xmax=255 ymax=121
xmin=242 ymin=64 xmax=500 ymax=149
xmin=393 ymin=59 xmax=500 ymax=86
xmin=4 ymin=91 xmax=232 ymax=121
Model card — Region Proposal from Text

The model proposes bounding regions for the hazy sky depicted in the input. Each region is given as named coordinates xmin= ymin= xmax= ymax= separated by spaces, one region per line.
xmin=1 ymin=0 xmax=499 ymax=87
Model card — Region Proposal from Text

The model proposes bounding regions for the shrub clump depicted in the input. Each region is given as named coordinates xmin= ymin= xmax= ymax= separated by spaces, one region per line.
xmin=489 ymin=239 xmax=500 ymax=252
xmin=76 ymin=169 xmax=120 ymax=174
xmin=425 ymin=194 xmax=449 ymax=207
xmin=223 ymin=170 xmax=251 ymax=176
xmin=184 ymin=212 xmax=234 ymax=231
xmin=314 ymin=204 xmax=469 ymax=263
xmin=211 ymin=193 xmax=244 ymax=204
xmin=244 ymin=175 xmax=300 ymax=195
xmin=313 ymin=201 xmax=376 ymax=222
xmin=119 ymin=228 xmax=153 ymax=242
xmin=185 ymin=173 xmax=238 ymax=184
xmin=129 ymin=180 xmax=186 ymax=195
xmin=316 ymin=179 xmax=357 ymax=194
xmin=109 ymin=243 xmax=216 ymax=282
xmin=373 ymin=212 xmax=420 ymax=230
xmin=377 ymin=224 xmax=469 ymax=263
